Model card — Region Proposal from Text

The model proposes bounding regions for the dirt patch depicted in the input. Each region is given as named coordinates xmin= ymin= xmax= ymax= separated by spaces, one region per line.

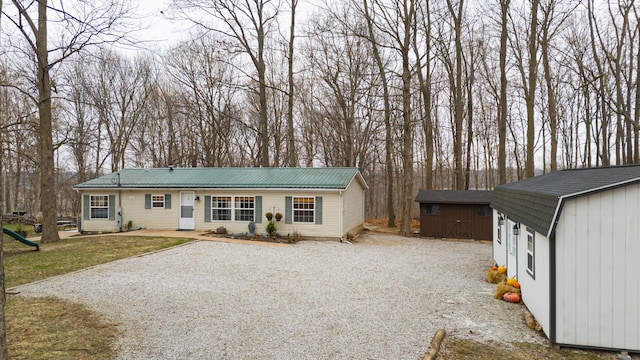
xmin=439 ymin=337 xmax=620 ymax=359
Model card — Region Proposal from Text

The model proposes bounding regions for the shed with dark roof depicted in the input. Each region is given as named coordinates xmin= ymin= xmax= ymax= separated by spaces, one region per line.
xmin=490 ymin=165 xmax=640 ymax=353
xmin=414 ymin=190 xmax=493 ymax=240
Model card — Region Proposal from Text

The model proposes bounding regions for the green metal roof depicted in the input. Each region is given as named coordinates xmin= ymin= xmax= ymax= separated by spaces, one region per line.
xmin=491 ymin=165 xmax=640 ymax=237
xmin=75 ymin=167 xmax=368 ymax=190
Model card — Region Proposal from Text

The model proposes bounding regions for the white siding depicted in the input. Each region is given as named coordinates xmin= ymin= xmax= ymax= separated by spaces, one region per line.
xmin=492 ymin=209 xmax=507 ymax=267
xmin=342 ymin=178 xmax=365 ymax=236
xmin=555 ymin=184 xmax=640 ymax=351
xmin=519 ymin=228 xmax=551 ymax=339
xmin=80 ymin=189 xmax=355 ymax=240
xmin=80 ymin=191 xmax=121 ymax=232
xmin=193 ymin=190 xmax=341 ymax=239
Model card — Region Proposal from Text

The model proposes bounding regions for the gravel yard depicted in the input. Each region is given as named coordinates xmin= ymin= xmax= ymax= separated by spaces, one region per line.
xmin=15 ymin=234 xmax=544 ymax=359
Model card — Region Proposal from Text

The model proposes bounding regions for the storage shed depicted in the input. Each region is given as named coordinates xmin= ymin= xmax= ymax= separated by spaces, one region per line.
xmin=491 ymin=165 xmax=640 ymax=352
xmin=75 ymin=167 xmax=368 ymax=241
xmin=414 ymin=190 xmax=493 ymax=240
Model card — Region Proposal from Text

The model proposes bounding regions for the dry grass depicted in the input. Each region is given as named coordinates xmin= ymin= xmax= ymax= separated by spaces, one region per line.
xmin=6 ymin=296 xmax=120 ymax=360
xmin=365 ymin=218 xmax=420 ymax=235
xmin=439 ymin=338 xmax=618 ymax=360
xmin=486 ymin=268 xmax=507 ymax=284
xmin=4 ymin=235 xmax=192 ymax=288
xmin=495 ymin=281 xmax=521 ymax=300
xmin=2 ymin=234 xmax=193 ymax=359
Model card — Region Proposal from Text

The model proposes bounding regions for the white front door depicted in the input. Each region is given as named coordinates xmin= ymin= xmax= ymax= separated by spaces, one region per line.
xmin=179 ymin=191 xmax=195 ymax=230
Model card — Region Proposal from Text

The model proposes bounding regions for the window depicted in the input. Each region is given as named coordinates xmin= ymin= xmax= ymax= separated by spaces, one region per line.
xmin=90 ymin=195 xmax=109 ymax=219
xmin=527 ymin=230 xmax=535 ymax=278
xmin=423 ymin=204 xmax=440 ymax=215
xmin=507 ymin=220 xmax=516 ymax=255
xmin=212 ymin=196 xmax=232 ymax=221
xmin=234 ymin=196 xmax=255 ymax=221
xmin=151 ymin=195 xmax=165 ymax=208
xmin=293 ymin=197 xmax=315 ymax=223
xmin=477 ymin=205 xmax=492 ymax=216
xmin=497 ymin=225 xmax=501 ymax=244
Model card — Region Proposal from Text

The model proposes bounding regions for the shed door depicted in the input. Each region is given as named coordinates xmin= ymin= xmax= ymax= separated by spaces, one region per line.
xmin=443 ymin=205 xmax=474 ymax=239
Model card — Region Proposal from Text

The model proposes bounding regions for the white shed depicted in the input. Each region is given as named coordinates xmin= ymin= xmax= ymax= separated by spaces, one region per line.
xmin=490 ymin=165 xmax=640 ymax=353
xmin=75 ymin=167 xmax=368 ymax=241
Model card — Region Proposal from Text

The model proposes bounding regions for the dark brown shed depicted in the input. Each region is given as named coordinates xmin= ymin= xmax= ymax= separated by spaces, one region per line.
xmin=414 ymin=190 xmax=494 ymax=240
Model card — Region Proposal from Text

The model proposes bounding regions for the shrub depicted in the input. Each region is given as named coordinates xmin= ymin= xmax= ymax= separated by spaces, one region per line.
xmin=266 ymin=221 xmax=277 ymax=236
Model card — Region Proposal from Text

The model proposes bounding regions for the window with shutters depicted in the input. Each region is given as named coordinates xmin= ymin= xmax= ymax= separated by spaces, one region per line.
xmin=209 ymin=196 xmax=254 ymax=221
xmin=293 ymin=197 xmax=314 ymax=223
xmin=234 ymin=196 xmax=255 ymax=221
xmin=151 ymin=195 xmax=165 ymax=208
xmin=212 ymin=196 xmax=232 ymax=221
xmin=90 ymin=195 xmax=109 ymax=219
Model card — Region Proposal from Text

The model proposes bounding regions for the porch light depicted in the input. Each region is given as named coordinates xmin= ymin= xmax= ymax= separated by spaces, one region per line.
xmin=513 ymin=223 xmax=520 ymax=236
xmin=498 ymin=214 xmax=504 ymax=225
xmin=195 ymin=196 xmax=200 ymax=201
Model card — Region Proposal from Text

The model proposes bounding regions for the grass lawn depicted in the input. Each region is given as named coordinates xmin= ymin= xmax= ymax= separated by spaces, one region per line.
xmin=3 ymin=233 xmax=193 ymax=359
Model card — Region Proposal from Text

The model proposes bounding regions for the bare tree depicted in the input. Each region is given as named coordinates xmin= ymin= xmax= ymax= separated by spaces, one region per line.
xmin=360 ymin=0 xmax=396 ymax=226
xmin=172 ymin=0 xmax=282 ymax=167
xmin=1 ymin=0 xmax=135 ymax=242
xmin=286 ymin=0 xmax=298 ymax=166
xmin=498 ymin=0 xmax=510 ymax=184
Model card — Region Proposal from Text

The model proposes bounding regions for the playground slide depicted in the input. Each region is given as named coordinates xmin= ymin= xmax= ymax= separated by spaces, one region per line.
xmin=2 ymin=227 xmax=40 ymax=251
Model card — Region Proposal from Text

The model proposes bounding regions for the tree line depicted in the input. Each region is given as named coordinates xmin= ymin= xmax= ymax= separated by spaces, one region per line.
xmin=2 ymin=0 xmax=640 ymax=239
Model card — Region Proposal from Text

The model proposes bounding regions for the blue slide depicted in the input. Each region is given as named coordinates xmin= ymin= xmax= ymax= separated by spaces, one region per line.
xmin=2 ymin=227 xmax=40 ymax=251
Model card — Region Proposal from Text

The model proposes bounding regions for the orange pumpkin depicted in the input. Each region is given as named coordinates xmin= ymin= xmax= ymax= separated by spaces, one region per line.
xmin=492 ymin=265 xmax=498 ymax=271
xmin=513 ymin=282 xmax=521 ymax=289
xmin=503 ymin=292 xmax=521 ymax=303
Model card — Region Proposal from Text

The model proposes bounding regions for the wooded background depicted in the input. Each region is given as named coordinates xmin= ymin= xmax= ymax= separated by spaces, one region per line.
xmin=1 ymin=0 xmax=639 ymax=236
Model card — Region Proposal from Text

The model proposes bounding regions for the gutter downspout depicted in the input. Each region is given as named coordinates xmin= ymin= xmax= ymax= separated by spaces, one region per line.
xmin=339 ymin=190 xmax=344 ymax=242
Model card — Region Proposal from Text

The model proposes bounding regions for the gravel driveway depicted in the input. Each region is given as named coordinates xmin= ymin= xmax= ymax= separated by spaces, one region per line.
xmin=15 ymin=234 xmax=544 ymax=359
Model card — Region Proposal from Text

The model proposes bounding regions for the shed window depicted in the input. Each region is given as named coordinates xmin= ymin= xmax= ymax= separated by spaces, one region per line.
xmin=90 ymin=195 xmax=109 ymax=219
xmin=293 ymin=197 xmax=315 ymax=223
xmin=212 ymin=196 xmax=232 ymax=221
xmin=151 ymin=195 xmax=165 ymax=208
xmin=477 ymin=205 xmax=492 ymax=216
xmin=234 ymin=196 xmax=255 ymax=221
xmin=423 ymin=204 xmax=440 ymax=215
xmin=527 ymin=229 xmax=535 ymax=278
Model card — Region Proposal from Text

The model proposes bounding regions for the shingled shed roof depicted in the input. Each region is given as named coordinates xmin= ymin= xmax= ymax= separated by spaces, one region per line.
xmin=491 ymin=165 xmax=640 ymax=237
xmin=414 ymin=190 xmax=493 ymax=204
xmin=75 ymin=167 xmax=368 ymax=190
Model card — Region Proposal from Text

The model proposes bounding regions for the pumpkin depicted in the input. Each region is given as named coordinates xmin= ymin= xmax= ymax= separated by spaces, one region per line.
xmin=513 ymin=282 xmax=521 ymax=289
xmin=502 ymin=292 xmax=521 ymax=303
xmin=497 ymin=266 xmax=507 ymax=274
xmin=492 ymin=265 xmax=498 ymax=271
xmin=507 ymin=277 xmax=517 ymax=286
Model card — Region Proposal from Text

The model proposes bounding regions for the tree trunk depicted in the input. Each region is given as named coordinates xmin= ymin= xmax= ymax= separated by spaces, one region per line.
xmin=414 ymin=1 xmax=433 ymax=190
xmin=286 ymin=0 xmax=297 ymax=167
xmin=447 ymin=0 xmax=465 ymax=189
xmin=258 ymin=21 xmax=270 ymax=167
xmin=541 ymin=31 xmax=558 ymax=172
xmin=525 ymin=0 xmax=539 ymax=178
xmin=36 ymin=0 xmax=60 ymax=243
xmin=400 ymin=0 xmax=415 ymax=236
xmin=363 ymin=0 xmax=395 ymax=227
xmin=0 ymin=0 xmax=8 ymax=352
xmin=498 ymin=0 xmax=510 ymax=184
